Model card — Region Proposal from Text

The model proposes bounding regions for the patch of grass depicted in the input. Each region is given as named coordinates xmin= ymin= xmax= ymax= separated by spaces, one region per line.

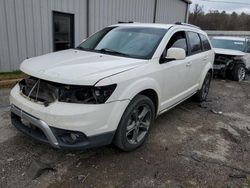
xmin=0 ymin=71 xmax=26 ymax=81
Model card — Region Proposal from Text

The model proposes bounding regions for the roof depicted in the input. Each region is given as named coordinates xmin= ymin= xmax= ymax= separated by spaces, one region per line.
xmin=212 ymin=36 xmax=247 ymax=41
xmin=111 ymin=22 xmax=206 ymax=35
xmin=182 ymin=0 xmax=192 ymax=4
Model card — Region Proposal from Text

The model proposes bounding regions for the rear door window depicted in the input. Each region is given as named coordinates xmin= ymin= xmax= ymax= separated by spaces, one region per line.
xmin=200 ymin=34 xmax=211 ymax=51
xmin=187 ymin=32 xmax=202 ymax=55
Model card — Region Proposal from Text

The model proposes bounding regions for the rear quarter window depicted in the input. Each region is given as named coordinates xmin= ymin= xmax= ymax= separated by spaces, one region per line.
xmin=200 ymin=34 xmax=212 ymax=51
xmin=187 ymin=31 xmax=202 ymax=55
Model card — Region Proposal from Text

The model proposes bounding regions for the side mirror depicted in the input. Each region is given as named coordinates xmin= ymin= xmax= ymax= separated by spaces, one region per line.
xmin=165 ymin=48 xmax=186 ymax=61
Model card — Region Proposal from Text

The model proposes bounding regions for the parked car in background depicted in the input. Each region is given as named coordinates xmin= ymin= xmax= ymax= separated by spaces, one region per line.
xmin=211 ymin=36 xmax=250 ymax=81
xmin=10 ymin=23 xmax=214 ymax=151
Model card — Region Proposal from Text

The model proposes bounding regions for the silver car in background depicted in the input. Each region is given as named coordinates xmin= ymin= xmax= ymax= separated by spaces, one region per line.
xmin=211 ymin=36 xmax=250 ymax=81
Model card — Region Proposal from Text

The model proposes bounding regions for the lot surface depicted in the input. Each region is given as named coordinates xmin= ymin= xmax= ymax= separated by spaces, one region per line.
xmin=0 ymin=78 xmax=250 ymax=188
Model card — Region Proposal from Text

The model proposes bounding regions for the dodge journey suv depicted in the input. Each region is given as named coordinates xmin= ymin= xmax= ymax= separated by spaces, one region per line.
xmin=10 ymin=23 xmax=214 ymax=151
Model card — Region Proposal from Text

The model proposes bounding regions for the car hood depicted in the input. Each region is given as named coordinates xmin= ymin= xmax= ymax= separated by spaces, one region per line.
xmin=20 ymin=49 xmax=146 ymax=85
xmin=214 ymin=48 xmax=246 ymax=56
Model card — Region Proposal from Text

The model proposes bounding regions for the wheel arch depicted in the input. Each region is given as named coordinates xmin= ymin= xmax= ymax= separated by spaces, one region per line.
xmin=117 ymin=78 xmax=161 ymax=114
xmin=199 ymin=63 xmax=213 ymax=90
xmin=137 ymin=89 xmax=159 ymax=116
xmin=229 ymin=60 xmax=246 ymax=69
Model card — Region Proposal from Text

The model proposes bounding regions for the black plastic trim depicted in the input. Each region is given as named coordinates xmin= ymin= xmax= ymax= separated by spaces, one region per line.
xmin=11 ymin=112 xmax=115 ymax=150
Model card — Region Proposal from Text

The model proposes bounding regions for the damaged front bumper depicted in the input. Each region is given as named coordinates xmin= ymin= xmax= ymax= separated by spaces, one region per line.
xmin=10 ymin=84 xmax=130 ymax=150
xmin=11 ymin=105 xmax=59 ymax=148
xmin=11 ymin=105 xmax=115 ymax=150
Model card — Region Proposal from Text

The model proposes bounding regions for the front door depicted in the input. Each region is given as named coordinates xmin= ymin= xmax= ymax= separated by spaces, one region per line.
xmin=53 ymin=11 xmax=74 ymax=51
xmin=159 ymin=31 xmax=191 ymax=110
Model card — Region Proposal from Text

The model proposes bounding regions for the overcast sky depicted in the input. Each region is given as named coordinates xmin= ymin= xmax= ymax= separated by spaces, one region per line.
xmin=190 ymin=0 xmax=250 ymax=14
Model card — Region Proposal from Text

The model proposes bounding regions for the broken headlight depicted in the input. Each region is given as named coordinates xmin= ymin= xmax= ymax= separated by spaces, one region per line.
xmin=233 ymin=56 xmax=244 ymax=61
xmin=58 ymin=84 xmax=117 ymax=104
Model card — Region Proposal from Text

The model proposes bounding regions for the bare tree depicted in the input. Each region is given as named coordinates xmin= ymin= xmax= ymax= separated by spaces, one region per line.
xmin=189 ymin=9 xmax=250 ymax=31
xmin=193 ymin=4 xmax=204 ymax=16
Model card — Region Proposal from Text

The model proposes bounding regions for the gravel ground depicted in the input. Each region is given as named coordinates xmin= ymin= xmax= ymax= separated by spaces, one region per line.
xmin=0 ymin=78 xmax=250 ymax=188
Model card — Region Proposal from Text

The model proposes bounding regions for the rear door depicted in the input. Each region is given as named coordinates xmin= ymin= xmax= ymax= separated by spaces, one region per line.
xmin=199 ymin=33 xmax=214 ymax=69
xmin=185 ymin=31 xmax=206 ymax=90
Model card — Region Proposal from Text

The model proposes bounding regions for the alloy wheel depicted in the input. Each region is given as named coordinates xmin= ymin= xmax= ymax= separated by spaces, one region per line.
xmin=238 ymin=67 xmax=246 ymax=81
xmin=126 ymin=105 xmax=152 ymax=144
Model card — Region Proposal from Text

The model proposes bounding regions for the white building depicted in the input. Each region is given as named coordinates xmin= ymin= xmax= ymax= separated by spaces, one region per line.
xmin=0 ymin=0 xmax=191 ymax=72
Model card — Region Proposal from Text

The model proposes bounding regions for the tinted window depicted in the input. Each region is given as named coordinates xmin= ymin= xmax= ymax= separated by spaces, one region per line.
xmin=166 ymin=31 xmax=188 ymax=55
xmin=200 ymin=34 xmax=211 ymax=51
xmin=187 ymin=32 xmax=202 ymax=54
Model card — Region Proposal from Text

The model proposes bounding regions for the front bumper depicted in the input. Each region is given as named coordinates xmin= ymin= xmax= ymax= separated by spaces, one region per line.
xmin=11 ymin=105 xmax=59 ymax=148
xmin=11 ymin=105 xmax=115 ymax=150
xmin=10 ymin=85 xmax=130 ymax=150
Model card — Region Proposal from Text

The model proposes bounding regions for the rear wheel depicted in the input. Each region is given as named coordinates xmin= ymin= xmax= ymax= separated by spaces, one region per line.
xmin=194 ymin=71 xmax=212 ymax=102
xmin=231 ymin=64 xmax=246 ymax=81
xmin=113 ymin=95 xmax=155 ymax=151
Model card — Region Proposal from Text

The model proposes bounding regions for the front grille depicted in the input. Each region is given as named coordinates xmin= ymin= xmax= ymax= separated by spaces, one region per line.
xmin=19 ymin=77 xmax=59 ymax=106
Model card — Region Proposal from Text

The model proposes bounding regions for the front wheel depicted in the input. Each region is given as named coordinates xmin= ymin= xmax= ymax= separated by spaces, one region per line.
xmin=194 ymin=71 xmax=212 ymax=102
xmin=113 ymin=95 xmax=155 ymax=151
xmin=231 ymin=64 xmax=246 ymax=82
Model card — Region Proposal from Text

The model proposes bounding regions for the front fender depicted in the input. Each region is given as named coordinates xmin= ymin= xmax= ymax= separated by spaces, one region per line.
xmin=119 ymin=77 xmax=161 ymax=101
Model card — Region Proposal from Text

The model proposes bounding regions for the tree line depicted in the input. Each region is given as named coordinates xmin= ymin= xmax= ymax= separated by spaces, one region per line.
xmin=189 ymin=4 xmax=250 ymax=31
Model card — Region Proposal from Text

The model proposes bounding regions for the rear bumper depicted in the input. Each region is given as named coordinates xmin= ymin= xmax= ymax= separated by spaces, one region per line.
xmin=11 ymin=105 xmax=115 ymax=150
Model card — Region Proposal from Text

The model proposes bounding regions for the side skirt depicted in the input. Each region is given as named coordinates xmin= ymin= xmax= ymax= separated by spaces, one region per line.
xmin=157 ymin=91 xmax=197 ymax=117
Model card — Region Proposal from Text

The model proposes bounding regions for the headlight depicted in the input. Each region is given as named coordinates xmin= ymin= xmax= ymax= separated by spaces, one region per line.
xmin=58 ymin=84 xmax=117 ymax=104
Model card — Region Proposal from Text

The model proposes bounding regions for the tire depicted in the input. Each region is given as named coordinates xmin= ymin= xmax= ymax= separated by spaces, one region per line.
xmin=231 ymin=64 xmax=246 ymax=81
xmin=113 ymin=94 xmax=155 ymax=151
xmin=194 ymin=71 xmax=212 ymax=102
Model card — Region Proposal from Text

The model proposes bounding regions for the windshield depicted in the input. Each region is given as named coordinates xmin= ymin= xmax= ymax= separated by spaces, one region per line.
xmin=211 ymin=38 xmax=246 ymax=52
xmin=77 ymin=26 xmax=167 ymax=59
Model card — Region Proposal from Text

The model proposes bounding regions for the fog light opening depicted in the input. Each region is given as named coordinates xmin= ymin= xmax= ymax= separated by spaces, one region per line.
xmin=59 ymin=132 xmax=85 ymax=145
xmin=70 ymin=133 xmax=80 ymax=141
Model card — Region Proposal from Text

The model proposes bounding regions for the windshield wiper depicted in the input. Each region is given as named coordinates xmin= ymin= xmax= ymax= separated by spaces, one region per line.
xmin=76 ymin=46 xmax=86 ymax=50
xmin=76 ymin=47 xmax=132 ymax=57
xmin=99 ymin=48 xmax=130 ymax=57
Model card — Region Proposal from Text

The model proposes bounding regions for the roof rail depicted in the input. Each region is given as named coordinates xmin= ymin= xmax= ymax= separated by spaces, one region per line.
xmin=175 ymin=22 xmax=200 ymax=29
xmin=118 ymin=21 xmax=134 ymax=24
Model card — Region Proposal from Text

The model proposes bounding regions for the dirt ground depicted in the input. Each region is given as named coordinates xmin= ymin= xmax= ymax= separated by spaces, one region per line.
xmin=0 ymin=77 xmax=250 ymax=188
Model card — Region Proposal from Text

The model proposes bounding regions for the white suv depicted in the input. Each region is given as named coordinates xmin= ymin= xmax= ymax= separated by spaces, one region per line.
xmin=10 ymin=23 xmax=214 ymax=151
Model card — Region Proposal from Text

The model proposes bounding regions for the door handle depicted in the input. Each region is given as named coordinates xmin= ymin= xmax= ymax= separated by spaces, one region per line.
xmin=203 ymin=57 xmax=208 ymax=61
xmin=186 ymin=62 xmax=192 ymax=67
